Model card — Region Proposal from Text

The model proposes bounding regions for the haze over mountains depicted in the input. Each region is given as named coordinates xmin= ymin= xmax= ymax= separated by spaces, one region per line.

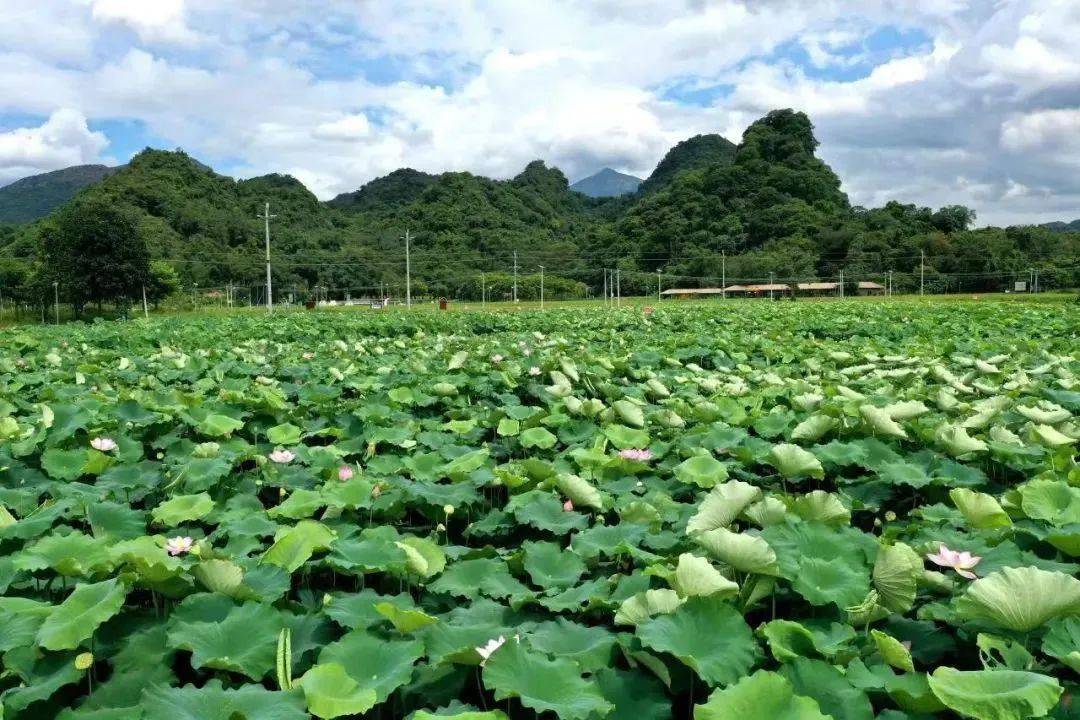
xmin=0 ymin=109 xmax=1076 ymax=301
xmin=569 ymin=169 xmax=642 ymax=198
xmin=0 ymin=165 xmax=116 ymax=224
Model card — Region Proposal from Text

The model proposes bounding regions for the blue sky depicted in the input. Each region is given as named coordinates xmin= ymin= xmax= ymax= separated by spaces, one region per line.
xmin=2 ymin=1 xmax=1079 ymax=225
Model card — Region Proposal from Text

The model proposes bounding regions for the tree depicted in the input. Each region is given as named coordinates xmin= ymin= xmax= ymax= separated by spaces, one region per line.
xmin=39 ymin=198 xmax=150 ymax=314
xmin=146 ymin=261 xmax=182 ymax=307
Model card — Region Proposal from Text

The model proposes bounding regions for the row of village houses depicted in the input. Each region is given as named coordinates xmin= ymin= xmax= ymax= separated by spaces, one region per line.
xmin=660 ymin=281 xmax=885 ymax=299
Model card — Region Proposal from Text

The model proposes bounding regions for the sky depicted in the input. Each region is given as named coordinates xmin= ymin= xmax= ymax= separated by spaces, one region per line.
xmin=1 ymin=1 xmax=1079 ymax=226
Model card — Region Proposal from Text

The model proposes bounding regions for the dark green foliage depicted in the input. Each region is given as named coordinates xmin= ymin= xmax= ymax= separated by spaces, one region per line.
xmin=328 ymin=168 xmax=438 ymax=211
xmin=0 ymin=109 xmax=1077 ymax=307
xmin=0 ymin=165 xmax=115 ymax=224
xmin=638 ymin=133 xmax=736 ymax=194
xmin=38 ymin=197 xmax=150 ymax=313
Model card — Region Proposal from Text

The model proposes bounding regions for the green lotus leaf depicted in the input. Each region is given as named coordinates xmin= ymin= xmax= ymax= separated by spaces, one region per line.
xmin=872 ymin=542 xmax=923 ymax=613
xmin=1016 ymin=402 xmax=1071 ymax=425
xmin=759 ymin=619 xmax=855 ymax=663
xmin=927 ymin=668 xmax=1062 ymax=720
xmin=744 ymin=497 xmax=789 ymax=527
xmin=950 ymin=488 xmax=1012 ymax=529
xmin=792 ymin=556 xmax=871 ymax=609
xmin=871 ymin=630 xmax=915 ymax=672
xmin=779 ymin=657 xmax=874 ymax=720
xmin=885 ymin=672 xmax=946 ymax=714
xmin=168 ymin=601 xmax=282 ymax=680
xmin=37 ymin=578 xmax=127 ymax=651
xmin=266 ymin=423 xmax=302 ymax=445
xmin=1018 ymin=480 xmax=1080 ymax=526
xmin=529 ymin=618 xmax=618 ymax=673
xmin=428 ymin=557 xmax=530 ymax=600
xmin=193 ymin=558 xmax=247 ymax=597
xmin=769 ymin=443 xmax=824 ymax=479
xmin=937 ymin=424 xmax=989 ymax=456
xmin=141 ymin=680 xmax=307 ymax=720
xmin=14 ymin=531 xmax=115 ymax=577
xmin=523 ymin=540 xmax=587 ymax=590
xmin=374 ymin=602 xmax=438 ymax=632
xmin=694 ymin=670 xmax=830 ymax=720
xmin=297 ymin=663 xmax=378 ymax=719
xmin=674 ymin=454 xmax=729 ymax=488
xmin=1030 ymin=424 xmax=1075 ymax=447
xmin=686 ymin=480 xmax=762 ymax=534
xmin=262 ymin=520 xmax=336 ymax=572
xmin=883 ymin=400 xmax=930 ymax=420
xmin=318 ymin=630 xmax=423 ymax=700
xmin=196 ymin=413 xmax=244 ymax=438
xmin=672 ymin=553 xmax=739 ymax=599
xmin=614 ymin=589 xmax=685 ymax=626
xmin=41 ymin=448 xmax=91 ymax=480
xmin=602 ymin=424 xmax=650 ymax=449
xmin=612 ymin=400 xmax=645 ymax=428
xmin=637 ymin=596 xmax=759 ymax=686
xmin=789 ymin=490 xmax=849 ymax=525
xmin=790 ymin=414 xmax=837 ymax=443
xmin=860 ymin=405 xmax=908 ymax=439
xmin=1041 ymin=616 xmax=1080 ymax=673
xmin=956 ymin=567 xmax=1080 ymax=632
xmin=414 ymin=711 xmax=507 ymax=720
xmin=519 ymin=426 xmax=557 ymax=449
xmin=396 ymin=536 xmax=446 ymax=578
xmin=696 ymin=527 xmax=779 ymax=575
xmin=151 ymin=492 xmax=214 ymax=526
xmin=594 ymin=667 xmax=671 ymax=720
xmin=482 ymin=638 xmax=613 ymax=720
xmin=555 ymin=473 xmax=603 ymax=510
xmin=269 ymin=488 xmax=325 ymax=520
xmin=0 ymin=597 xmax=54 ymax=652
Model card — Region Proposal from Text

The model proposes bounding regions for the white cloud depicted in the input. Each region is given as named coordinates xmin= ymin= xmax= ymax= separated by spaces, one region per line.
xmin=1 ymin=0 xmax=1080 ymax=224
xmin=0 ymin=109 xmax=108 ymax=184
xmin=89 ymin=0 xmax=199 ymax=44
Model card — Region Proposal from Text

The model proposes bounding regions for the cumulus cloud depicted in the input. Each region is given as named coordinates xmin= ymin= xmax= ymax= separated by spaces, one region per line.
xmin=89 ymin=0 xmax=200 ymax=44
xmin=1 ymin=0 xmax=1079 ymax=223
xmin=0 ymin=109 xmax=108 ymax=184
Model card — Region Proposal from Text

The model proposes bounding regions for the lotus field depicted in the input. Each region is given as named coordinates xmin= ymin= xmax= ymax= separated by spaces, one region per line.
xmin=2 ymin=300 xmax=1080 ymax=720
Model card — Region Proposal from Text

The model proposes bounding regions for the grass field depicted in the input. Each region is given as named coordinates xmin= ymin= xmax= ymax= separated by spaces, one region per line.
xmin=0 ymin=299 xmax=1077 ymax=719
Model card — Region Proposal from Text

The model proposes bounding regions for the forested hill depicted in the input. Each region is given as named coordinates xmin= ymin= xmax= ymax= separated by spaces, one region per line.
xmin=0 ymin=165 xmax=116 ymax=223
xmin=0 ymin=109 xmax=1077 ymax=303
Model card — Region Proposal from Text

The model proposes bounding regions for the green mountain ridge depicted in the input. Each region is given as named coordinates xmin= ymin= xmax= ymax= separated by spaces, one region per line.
xmin=0 ymin=108 xmax=1077 ymax=306
xmin=0 ymin=164 xmax=117 ymax=224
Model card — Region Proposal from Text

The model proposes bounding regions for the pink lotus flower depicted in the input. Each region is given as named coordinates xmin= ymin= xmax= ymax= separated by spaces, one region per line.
xmin=619 ymin=448 xmax=653 ymax=462
xmin=926 ymin=544 xmax=982 ymax=579
xmin=166 ymin=536 xmax=194 ymax=556
xmin=338 ymin=465 xmax=354 ymax=481
xmin=90 ymin=437 xmax=118 ymax=452
xmin=563 ymin=499 xmax=574 ymax=512
xmin=528 ymin=366 xmax=541 ymax=376
xmin=269 ymin=449 xmax=295 ymax=464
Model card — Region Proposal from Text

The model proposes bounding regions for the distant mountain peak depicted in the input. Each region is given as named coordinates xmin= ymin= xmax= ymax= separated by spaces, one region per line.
xmin=0 ymin=164 xmax=116 ymax=223
xmin=570 ymin=168 xmax=642 ymax=198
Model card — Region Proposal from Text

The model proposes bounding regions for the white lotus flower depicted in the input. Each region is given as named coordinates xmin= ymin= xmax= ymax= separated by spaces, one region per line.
xmin=90 ymin=437 xmax=117 ymax=452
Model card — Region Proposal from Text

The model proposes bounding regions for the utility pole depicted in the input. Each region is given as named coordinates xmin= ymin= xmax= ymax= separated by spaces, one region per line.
xmin=769 ymin=272 xmax=775 ymax=300
xmin=839 ymin=270 xmax=843 ymax=299
xmin=258 ymin=202 xmax=276 ymax=314
xmin=616 ymin=268 xmax=621 ymax=307
xmin=920 ymin=250 xmax=925 ymax=296
xmin=603 ymin=269 xmax=608 ymax=306
xmin=53 ymin=282 xmax=59 ymax=324
xmin=539 ymin=265 xmax=545 ymax=310
xmin=722 ymin=250 xmax=727 ymax=299
xmin=402 ymin=229 xmax=412 ymax=309
xmin=142 ymin=284 xmax=149 ymax=319
xmin=513 ymin=251 xmax=518 ymax=303
xmin=657 ymin=268 xmax=661 ymax=302
xmin=481 ymin=272 xmax=486 ymax=309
